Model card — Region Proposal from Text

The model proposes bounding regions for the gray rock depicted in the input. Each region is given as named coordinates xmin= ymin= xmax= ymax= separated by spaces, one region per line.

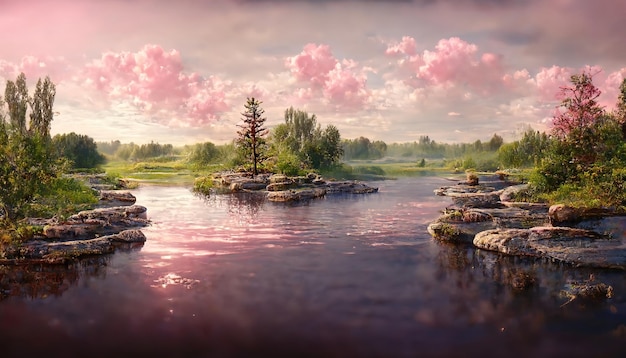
xmin=427 ymin=221 xmax=488 ymax=244
xmin=241 ymin=182 xmax=268 ymax=191
xmin=474 ymin=227 xmax=626 ymax=269
xmin=549 ymin=204 xmax=626 ymax=225
xmin=267 ymin=188 xmax=327 ymax=202
xmin=451 ymin=192 xmax=503 ymax=209
xmin=104 ymin=229 xmax=147 ymax=243
xmin=325 ymin=181 xmax=378 ymax=194
xmin=99 ymin=190 xmax=137 ymax=207
xmin=15 ymin=237 xmax=114 ymax=263
xmin=499 ymin=184 xmax=530 ymax=202
xmin=266 ymin=181 xmax=296 ymax=191
xmin=269 ymin=174 xmax=289 ymax=184
xmin=548 ymin=204 xmax=581 ymax=224
xmin=44 ymin=205 xmax=149 ymax=240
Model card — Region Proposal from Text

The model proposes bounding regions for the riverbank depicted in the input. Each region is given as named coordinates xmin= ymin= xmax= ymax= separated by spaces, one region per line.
xmin=0 ymin=176 xmax=149 ymax=265
xmin=428 ymin=173 xmax=625 ymax=302
xmin=429 ymin=174 xmax=626 ymax=268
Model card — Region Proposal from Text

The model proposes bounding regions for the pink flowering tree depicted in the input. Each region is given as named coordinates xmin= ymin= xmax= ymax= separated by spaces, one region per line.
xmin=552 ymin=71 xmax=603 ymax=137
xmin=535 ymin=71 xmax=626 ymax=202
xmin=550 ymin=71 xmax=605 ymax=168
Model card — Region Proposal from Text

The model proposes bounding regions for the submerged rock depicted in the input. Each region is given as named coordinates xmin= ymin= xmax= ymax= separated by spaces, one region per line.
xmin=325 ymin=181 xmax=379 ymax=194
xmin=560 ymin=275 xmax=614 ymax=306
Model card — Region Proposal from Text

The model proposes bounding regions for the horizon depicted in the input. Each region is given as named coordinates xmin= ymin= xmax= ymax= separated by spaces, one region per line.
xmin=2 ymin=0 xmax=624 ymax=146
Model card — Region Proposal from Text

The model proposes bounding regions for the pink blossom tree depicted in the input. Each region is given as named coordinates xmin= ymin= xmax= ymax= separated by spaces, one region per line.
xmin=550 ymin=70 xmax=606 ymax=168
xmin=552 ymin=70 xmax=604 ymax=139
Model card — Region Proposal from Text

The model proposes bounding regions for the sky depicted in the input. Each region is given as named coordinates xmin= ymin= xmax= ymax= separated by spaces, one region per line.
xmin=1 ymin=0 xmax=626 ymax=145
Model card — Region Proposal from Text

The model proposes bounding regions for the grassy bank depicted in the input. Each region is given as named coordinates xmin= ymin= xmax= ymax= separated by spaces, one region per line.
xmin=102 ymin=160 xmax=227 ymax=185
xmin=102 ymin=158 xmax=473 ymax=185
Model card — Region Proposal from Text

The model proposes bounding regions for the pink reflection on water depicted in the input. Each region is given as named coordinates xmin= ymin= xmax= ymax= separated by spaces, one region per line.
xmin=152 ymin=273 xmax=199 ymax=289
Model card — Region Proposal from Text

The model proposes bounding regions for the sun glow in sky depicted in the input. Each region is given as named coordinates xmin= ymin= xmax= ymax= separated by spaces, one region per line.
xmin=2 ymin=0 xmax=625 ymax=145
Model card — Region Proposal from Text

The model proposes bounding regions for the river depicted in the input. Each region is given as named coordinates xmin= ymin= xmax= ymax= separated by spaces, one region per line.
xmin=1 ymin=176 xmax=625 ymax=357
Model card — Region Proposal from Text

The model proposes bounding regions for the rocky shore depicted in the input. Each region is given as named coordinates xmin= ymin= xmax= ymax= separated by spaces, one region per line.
xmin=207 ymin=172 xmax=379 ymax=202
xmin=0 ymin=177 xmax=148 ymax=265
xmin=428 ymin=174 xmax=626 ymax=271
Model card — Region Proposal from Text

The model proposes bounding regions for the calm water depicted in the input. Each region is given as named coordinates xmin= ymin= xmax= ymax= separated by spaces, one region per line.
xmin=1 ymin=176 xmax=625 ymax=357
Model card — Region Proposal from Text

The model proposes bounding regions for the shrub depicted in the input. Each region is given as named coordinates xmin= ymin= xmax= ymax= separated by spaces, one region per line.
xmin=193 ymin=176 xmax=214 ymax=196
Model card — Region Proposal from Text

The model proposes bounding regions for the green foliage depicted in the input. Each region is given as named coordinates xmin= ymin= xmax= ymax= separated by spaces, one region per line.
xmin=192 ymin=176 xmax=214 ymax=196
xmin=274 ymin=149 xmax=304 ymax=176
xmin=24 ymin=177 xmax=98 ymax=219
xmin=0 ymin=219 xmax=41 ymax=246
xmin=96 ymin=140 xmax=121 ymax=156
xmin=101 ymin=141 xmax=178 ymax=161
xmin=186 ymin=141 xmax=220 ymax=169
xmin=353 ymin=166 xmax=385 ymax=176
xmin=536 ymin=115 xmax=626 ymax=193
xmin=529 ymin=72 xmax=626 ymax=208
xmin=498 ymin=130 xmax=551 ymax=168
xmin=53 ymin=132 xmax=106 ymax=169
xmin=270 ymin=107 xmax=343 ymax=172
xmin=384 ymin=133 xmax=503 ymax=161
xmin=0 ymin=73 xmax=62 ymax=220
xmin=342 ymin=137 xmax=387 ymax=160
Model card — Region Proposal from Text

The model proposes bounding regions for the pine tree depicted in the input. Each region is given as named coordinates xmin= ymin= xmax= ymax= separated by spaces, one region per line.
xmin=236 ymin=97 xmax=268 ymax=175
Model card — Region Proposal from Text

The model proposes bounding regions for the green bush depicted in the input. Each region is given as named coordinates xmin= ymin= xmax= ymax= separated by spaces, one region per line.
xmin=23 ymin=177 xmax=98 ymax=219
xmin=275 ymin=150 xmax=304 ymax=176
xmin=193 ymin=176 xmax=214 ymax=196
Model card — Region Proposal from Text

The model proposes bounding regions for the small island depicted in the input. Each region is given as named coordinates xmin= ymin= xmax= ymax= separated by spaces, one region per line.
xmin=196 ymin=171 xmax=378 ymax=202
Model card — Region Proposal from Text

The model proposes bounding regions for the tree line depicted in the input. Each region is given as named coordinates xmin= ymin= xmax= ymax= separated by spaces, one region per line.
xmin=1 ymin=74 xmax=98 ymax=226
xmin=4 ymin=70 xmax=624 ymax=226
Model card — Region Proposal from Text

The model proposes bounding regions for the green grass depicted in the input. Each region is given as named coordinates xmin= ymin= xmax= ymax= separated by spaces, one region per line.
xmin=102 ymin=160 xmax=226 ymax=185
xmin=103 ymin=157 xmax=474 ymax=186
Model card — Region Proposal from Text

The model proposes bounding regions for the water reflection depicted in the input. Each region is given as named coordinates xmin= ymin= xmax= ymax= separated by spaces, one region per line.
xmin=2 ymin=178 xmax=626 ymax=357
xmin=0 ymin=256 xmax=109 ymax=300
xmin=430 ymin=240 xmax=626 ymax=356
xmin=196 ymin=190 xmax=266 ymax=219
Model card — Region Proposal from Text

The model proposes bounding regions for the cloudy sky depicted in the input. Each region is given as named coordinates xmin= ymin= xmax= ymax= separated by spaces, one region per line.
xmin=1 ymin=0 xmax=625 ymax=145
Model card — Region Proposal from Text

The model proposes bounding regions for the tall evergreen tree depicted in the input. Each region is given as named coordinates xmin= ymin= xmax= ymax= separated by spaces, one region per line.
xmin=236 ymin=97 xmax=268 ymax=175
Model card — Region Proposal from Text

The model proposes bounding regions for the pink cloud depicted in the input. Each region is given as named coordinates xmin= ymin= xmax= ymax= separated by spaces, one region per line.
xmin=533 ymin=65 xmax=573 ymax=102
xmin=385 ymin=36 xmax=625 ymax=110
xmin=385 ymin=36 xmax=417 ymax=57
xmin=285 ymin=43 xmax=338 ymax=87
xmin=386 ymin=37 xmax=508 ymax=95
xmin=0 ymin=55 xmax=68 ymax=82
xmin=600 ymin=68 xmax=626 ymax=109
xmin=419 ymin=37 xmax=479 ymax=85
xmin=324 ymin=62 xmax=370 ymax=109
xmin=285 ymin=44 xmax=370 ymax=110
xmin=83 ymin=44 xmax=229 ymax=126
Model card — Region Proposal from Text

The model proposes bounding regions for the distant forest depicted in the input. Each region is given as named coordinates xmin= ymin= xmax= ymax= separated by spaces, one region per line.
xmin=96 ymin=130 xmax=544 ymax=173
